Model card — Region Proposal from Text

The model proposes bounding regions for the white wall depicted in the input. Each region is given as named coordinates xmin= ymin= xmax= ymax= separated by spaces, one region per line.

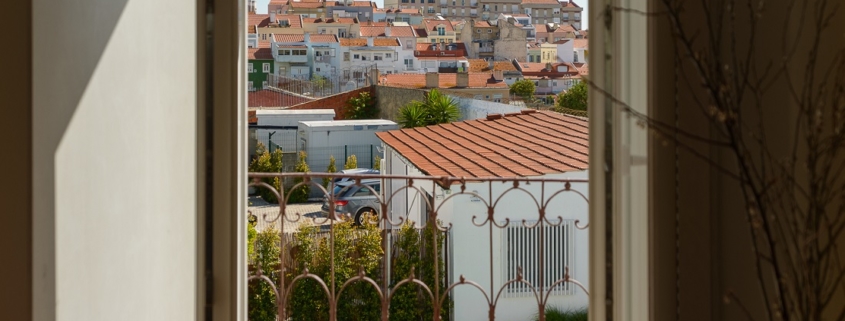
xmin=32 ymin=0 xmax=198 ymax=319
xmin=556 ymin=40 xmax=575 ymax=63
xmin=451 ymin=95 xmax=525 ymax=120
xmin=383 ymin=147 xmax=590 ymax=320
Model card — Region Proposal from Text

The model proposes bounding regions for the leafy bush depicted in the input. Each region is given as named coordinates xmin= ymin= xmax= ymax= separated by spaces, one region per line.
xmin=287 ymin=219 xmax=384 ymax=321
xmin=248 ymin=224 xmax=282 ymax=321
xmin=373 ymin=156 xmax=382 ymax=171
xmin=344 ymin=154 xmax=358 ymax=170
xmin=249 ymin=143 xmax=284 ymax=203
xmin=534 ymin=306 xmax=588 ymax=321
xmin=510 ymin=79 xmax=536 ymax=100
xmin=345 ymin=91 xmax=379 ymax=120
xmin=324 ymin=155 xmax=337 ymax=187
xmin=390 ymin=221 xmax=452 ymax=321
xmin=556 ymin=81 xmax=587 ymax=111
xmin=289 ymin=151 xmax=311 ymax=203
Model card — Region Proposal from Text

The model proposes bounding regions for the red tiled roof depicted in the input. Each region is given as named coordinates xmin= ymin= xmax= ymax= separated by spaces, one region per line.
xmin=248 ymin=90 xmax=314 ymax=108
xmin=248 ymin=47 xmax=273 ymax=60
xmin=266 ymin=15 xmax=303 ymax=28
xmin=423 ymin=19 xmax=455 ymax=32
xmin=290 ymin=1 xmax=325 ymax=8
xmin=350 ymin=1 xmax=376 ymax=7
xmin=563 ymin=0 xmax=581 ymax=8
xmin=415 ymin=28 xmax=428 ymax=37
xmin=382 ymin=73 xmax=508 ymax=89
xmin=467 ymin=59 xmax=488 ymax=72
xmin=360 ymin=26 xmax=417 ymax=37
xmin=573 ymin=62 xmax=588 ymax=76
xmin=302 ymin=17 xmax=358 ymax=24
xmin=521 ymin=0 xmax=560 ymax=5
xmin=340 ymin=38 xmax=401 ymax=46
xmin=572 ymin=39 xmax=588 ymax=48
xmin=249 ymin=14 xmax=271 ymax=34
xmin=376 ymin=110 xmax=589 ymax=178
xmin=493 ymin=61 xmax=517 ymax=71
xmin=473 ymin=20 xmax=493 ymax=28
xmin=517 ymin=62 xmax=580 ymax=77
xmin=273 ymin=34 xmax=339 ymax=43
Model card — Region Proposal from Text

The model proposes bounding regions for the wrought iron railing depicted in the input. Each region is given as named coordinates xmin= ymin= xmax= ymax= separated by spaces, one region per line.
xmin=247 ymin=172 xmax=589 ymax=321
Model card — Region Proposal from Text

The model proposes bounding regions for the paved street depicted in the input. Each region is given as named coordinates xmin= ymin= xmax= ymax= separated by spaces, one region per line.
xmin=247 ymin=196 xmax=328 ymax=233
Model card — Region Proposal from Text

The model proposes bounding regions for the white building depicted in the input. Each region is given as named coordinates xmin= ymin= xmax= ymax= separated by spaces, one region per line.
xmin=376 ymin=110 xmax=590 ymax=320
xmin=339 ymin=37 xmax=410 ymax=75
xmin=270 ymin=33 xmax=341 ymax=79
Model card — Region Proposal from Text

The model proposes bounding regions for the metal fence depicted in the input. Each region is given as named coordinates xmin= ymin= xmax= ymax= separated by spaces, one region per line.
xmin=247 ymin=172 xmax=590 ymax=321
xmin=267 ymin=64 xmax=379 ymax=99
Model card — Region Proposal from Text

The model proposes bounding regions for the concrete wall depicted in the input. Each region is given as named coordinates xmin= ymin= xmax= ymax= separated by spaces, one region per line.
xmin=288 ymin=86 xmax=375 ymax=119
xmin=374 ymin=85 xmax=427 ymax=121
xmin=29 ymin=0 xmax=200 ymax=319
xmin=451 ymin=95 xmax=525 ymax=120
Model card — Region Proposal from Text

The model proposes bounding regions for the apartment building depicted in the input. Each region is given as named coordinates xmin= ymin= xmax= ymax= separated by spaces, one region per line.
xmin=326 ymin=0 xmax=377 ymax=21
xmin=360 ymin=24 xmax=419 ymax=51
xmin=382 ymin=72 xmax=510 ymax=102
xmin=373 ymin=8 xmax=424 ymax=24
xmin=520 ymin=0 xmax=560 ymax=24
xmin=271 ymin=33 xmax=341 ymax=79
xmin=413 ymin=42 xmax=470 ymax=72
xmin=339 ymin=37 xmax=409 ymax=75
xmin=527 ymin=42 xmax=557 ymax=63
xmin=417 ymin=18 xmax=457 ymax=43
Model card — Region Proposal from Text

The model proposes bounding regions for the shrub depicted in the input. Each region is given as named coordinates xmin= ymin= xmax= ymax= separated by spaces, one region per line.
xmin=510 ymin=79 xmax=536 ymax=100
xmin=287 ymin=219 xmax=384 ymax=321
xmin=249 ymin=143 xmax=284 ymax=203
xmin=390 ymin=221 xmax=452 ymax=321
xmin=344 ymin=154 xmax=358 ymax=170
xmin=373 ymin=156 xmax=381 ymax=171
xmin=248 ymin=224 xmax=282 ymax=321
xmin=345 ymin=91 xmax=379 ymax=120
xmin=556 ymin=81 xmax=587 ymax=111
xmin=534 ymin=306 xmax=588 ymax=321
xmin=289 ymin=151 xmax=311 ymax=203
xmin=398 ymin=89 xmax=461 ymax=128
xmin=324 ymin=155 xmax=337 ymax=187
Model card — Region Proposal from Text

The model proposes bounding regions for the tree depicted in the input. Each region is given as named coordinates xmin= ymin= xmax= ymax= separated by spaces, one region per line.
xmin=323 ymin=155 xmax=337 ymax=187
xmin=556 ymin=80 xmax=587 ymax=111
xmin=397 ymin=89 xmax=461 ymax=128
xmin=249 ymin=143 xmax=284 ymax=203
xmin=509 ymin=79 xmax=536 ymax=101
xmin=289 ymin=151 xmax=311 ymax=203
xmin=344 ymin=154 xmax=357 ymax=170
xmin=344 ymin=91 xmax=379 ymax=120
xmin=311 ymin=75 xmax=332 ymax=96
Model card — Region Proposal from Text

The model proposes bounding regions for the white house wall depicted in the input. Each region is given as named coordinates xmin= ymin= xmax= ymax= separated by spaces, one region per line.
xmin=382 ymin=145 xmax=590 ymax=320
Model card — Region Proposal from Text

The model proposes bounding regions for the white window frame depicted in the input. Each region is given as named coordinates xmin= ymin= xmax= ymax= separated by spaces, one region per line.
xmin=247 ymin=64 xmax=253 ymax=73
xmin=262 ymin=63 xmax=270 ymax=73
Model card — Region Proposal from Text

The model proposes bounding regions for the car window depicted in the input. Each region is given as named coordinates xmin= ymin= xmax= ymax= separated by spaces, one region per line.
xmin=353 ymin=186 xmax=373 ymax=197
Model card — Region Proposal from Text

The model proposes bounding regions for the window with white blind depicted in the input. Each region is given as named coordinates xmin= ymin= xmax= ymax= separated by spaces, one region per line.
xmin=503 ymin=220 xmax=574 ymax=297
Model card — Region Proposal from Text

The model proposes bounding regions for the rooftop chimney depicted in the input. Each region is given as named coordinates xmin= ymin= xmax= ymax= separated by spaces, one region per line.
xmin=456 ymin=71 xmax=469 ymax=88
xmin=270 ymin=12 xmax=277 ymax=23
xmin=384 ymin=27 xmax=391 ymax=37
xmin=304 ymin=32 xmax=311 ymax=42
xmin=425 ymin=72 xmax=439 ymax=88
xmin=367 ymin=37 xmax=374 ymax=46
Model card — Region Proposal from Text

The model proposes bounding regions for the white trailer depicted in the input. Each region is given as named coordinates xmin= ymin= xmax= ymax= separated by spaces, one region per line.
xmin=253 ymin=109 xmax=335 ymax=153
xmin=297 ymin=119 xmax=399 ymax=170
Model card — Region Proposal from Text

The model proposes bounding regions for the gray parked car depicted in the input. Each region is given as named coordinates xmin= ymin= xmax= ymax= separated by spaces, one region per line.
xmin=321 ymin=179 xmax=381 ymax=225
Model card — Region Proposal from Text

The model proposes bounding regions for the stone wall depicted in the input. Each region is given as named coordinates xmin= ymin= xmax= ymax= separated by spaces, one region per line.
xmin=287 ymin=86 xmax=375 ymax=119
xmin=374 ymin=85 xmax=427 ymax=121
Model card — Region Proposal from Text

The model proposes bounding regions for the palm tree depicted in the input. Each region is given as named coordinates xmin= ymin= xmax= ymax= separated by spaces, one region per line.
xmin=397 ymin=89 xmax=461 ymax=128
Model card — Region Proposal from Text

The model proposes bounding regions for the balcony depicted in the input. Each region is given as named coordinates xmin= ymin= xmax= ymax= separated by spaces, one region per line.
xmin=246 ymin=172 xmax=590 ymax=321
xmin=479 ymin=47 xmax=494 ymax=53
xmin=314 ymin=55 xmax=332 ymax=63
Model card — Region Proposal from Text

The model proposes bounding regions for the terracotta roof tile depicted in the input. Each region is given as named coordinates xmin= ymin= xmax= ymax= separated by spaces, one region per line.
xmin=290 ymin=1 xmax=325 ymax=8
xmin=376 ymin=111 xmax=589 ymax=178
xmin=473 ymin=20 xmax=493 ymax=28
xmin=360 ymin=26 xmax=417 ymax=37
xmin=302 ymin=17 xmax=358 ymax=24
xmin=563 ymin=0 xmax=581 ymax=8
xmin=467 ymin=59 xmax=488 ymax=72
xmin=572 ymin=39 xmax=588 ymax=48
xmin=273 ymin=34 xmax=339 ymax=43
xmin=415 ymin=28 xmax=428 ymax=37
xmin=521 ymin=0 xmax=560 ymax=4
xmin=493 ymin=61 xmax=517 ymax=71
xmin=573 ymin=62 xmax=588 ymax=76
xmin=423 ymin=19 xmax=455 ymax=32
xmin=248 ymin=47 xmax=273 ymax=60
xmin=340 ymin=37 xmax=401 ymax=46
xmin=382 ymin=73 xmax=508 ymax=89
